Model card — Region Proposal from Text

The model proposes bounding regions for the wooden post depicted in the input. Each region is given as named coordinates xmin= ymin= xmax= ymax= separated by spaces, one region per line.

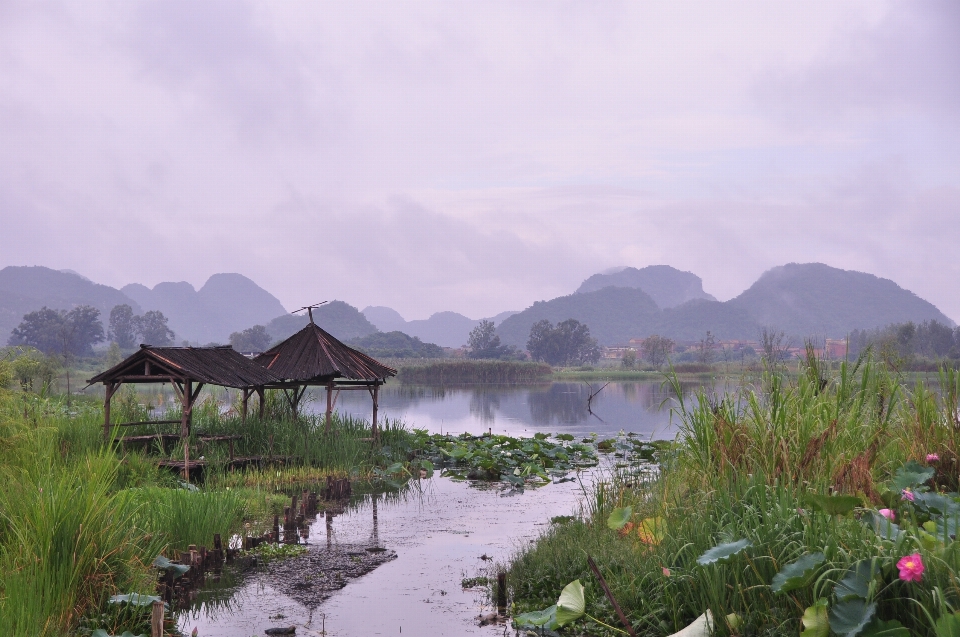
xmin=325 ymin=382 xmax=333 ymax=433
xmin=257 ymin=387 xmax=265 ymax=419
xmin=182 ymin=380 xmax=192 ymax=482
xmin=151 ymin=599 xmax=164 ymax=637
xmin=103 ymin=383 xmax=116 ymax=442
xmin=371 ymin=384 xmax=380 ymax=442
xmin=241 ymin=388 xmax=250 ymax=424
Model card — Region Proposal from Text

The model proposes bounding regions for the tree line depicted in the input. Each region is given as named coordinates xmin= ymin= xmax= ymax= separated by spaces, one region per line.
xmin=465 ymin=318 xmax=602 ymax=366
xmin=7 ymin=303 xmax=176 ymax=357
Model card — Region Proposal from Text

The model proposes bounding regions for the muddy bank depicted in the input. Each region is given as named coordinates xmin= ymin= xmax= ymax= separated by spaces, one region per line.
xmin=265 ymin=543 xmax=397 ymax=608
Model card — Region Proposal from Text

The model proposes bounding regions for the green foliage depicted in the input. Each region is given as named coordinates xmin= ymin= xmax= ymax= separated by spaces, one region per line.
xmin=526 ymin=318 xmax=601 ymax=366
xmin=770 ymin=552 xmax=826 ymax=594
xmin=695 ymin=538 xmax=752 ymax=565
xmin=349 ymin=330 xmax=446 ymax=359
xmin=607 ymin=506 xmax=633 ymax=530
xmin=229 ymin=324 xmax=271 ymax=352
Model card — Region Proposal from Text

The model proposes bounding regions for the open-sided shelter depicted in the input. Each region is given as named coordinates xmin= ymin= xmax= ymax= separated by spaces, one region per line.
xmin=253 ymin=320 xmax=397 ymax=436
xmin=88 ymin=345 xmax=281 ymax=477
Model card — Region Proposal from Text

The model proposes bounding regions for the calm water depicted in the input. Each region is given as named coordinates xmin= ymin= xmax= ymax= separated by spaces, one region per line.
xmin=304 ymin=380 xmax=724 ymax=441
xmin=178 ymin=380 xmax=726 ymax=635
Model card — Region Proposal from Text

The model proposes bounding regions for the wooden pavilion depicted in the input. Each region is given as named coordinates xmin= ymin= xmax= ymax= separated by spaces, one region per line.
xmin=253 ymin=319 xmax=397 ymax=437
xmin=87 ymin=345 xmax=281 ymax=478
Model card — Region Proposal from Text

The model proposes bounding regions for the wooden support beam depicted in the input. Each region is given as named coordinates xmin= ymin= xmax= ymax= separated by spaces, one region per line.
xmin=325 ymin=382 xmax=333 ymax=433
xmin=257 ymin=386 xmax=265 ymax=419
xmin=103 ymin=382 xmax=116 ymax=442
xmin=371 ymin=384 xmax=380 ymax=442
xmin=242 ymin=388 xmax=250 ymax=425
xmin=182 ymin=379 xmax=192 ymax=482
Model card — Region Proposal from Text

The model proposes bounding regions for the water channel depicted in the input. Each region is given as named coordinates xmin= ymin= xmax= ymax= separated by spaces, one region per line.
xmin=177 ymin=381 xmax=715 ymax=636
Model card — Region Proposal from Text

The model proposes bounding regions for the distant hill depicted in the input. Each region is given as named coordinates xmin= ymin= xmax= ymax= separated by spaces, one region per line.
xmin=726 ymin=263 xmax=956 ymax=337
xmin=122 ymin=273 xmax=286 ymax=344
xmin=575 ymin=265 xmax=716 ymax=308
xmin=497 ymin=287 xmax=661 ymax=348
xmin=362 ymin=306 xmax=520 ymax=348
xmin=0 ymin=266 xmax=141 ymax=345
xmin=264 ymin=301 xmax=378 ymax=344
xmin=361 ymin=306 xmax=407 ymax=333
xmin=497 ymin=263 xmax=955 ymax=347
xmin=348 ymin=331 xmax=446 ymax=359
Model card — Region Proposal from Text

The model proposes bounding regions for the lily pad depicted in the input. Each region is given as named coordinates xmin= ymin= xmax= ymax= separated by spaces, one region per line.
xmin=770 ymin=552 xmax=826 ymax=594
xmin=696 ymin=539 xmax=752 ymax=565
xmin=861 ymin=619 xmax=910 ymax=636
xmin=835 ymin=560 xmax=876 ymax=601
xmin=152 ymin=555 xmax=189 ymax=578
xmin=555 ymin=579 xmax=586 ymax=627
xmin=514 ymin=604 xmax=558 ymax=629
xmin=108 ymin=593 xmax=163 ymax=607
xmin=861 ymin=511 xmax=902 ymax=541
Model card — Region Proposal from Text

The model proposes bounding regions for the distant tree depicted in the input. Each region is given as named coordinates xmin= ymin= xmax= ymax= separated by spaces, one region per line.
xmin=696 ymin=331 xmax=716 ymax=364
xmin=64 ymin=305 xmax=105 ymax=357
xmin=8 ymin=305 xmax=103 ymax=357
xmin=138 ymin=310 xmax=175 ymax=346
xmin=109 ymin=304 xmax=138 ymax=349
xmin=621 ymin=349 xmax=637 ymax=369
xmin=758 ymin=326 xmax=789 ymax=366
xmin=467 ymin=320 xmax=520 ymax=360
xmin=526 ymin=319 xmax=600 ymax=366
xmin=641 ymin=335 xmax=674 ymax=368
xmin=106 ymin=342 xmax=123 ymax=367
xmin=229 ymin=325 xmax=272 ymax=353
xmin=8 ymin=307 xmax=66 ymax=354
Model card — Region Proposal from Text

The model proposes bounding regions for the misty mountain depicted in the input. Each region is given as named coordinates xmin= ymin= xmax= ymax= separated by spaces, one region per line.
xmin=122 ymin=273 xmax=286 ymax=344
xmin=0 ymin=266 xmax=141 ymax=345
xmin=575 ymin=265 xmax=716 ymax=308
xmin=497 ymin=263 xmax=955 ymax=347
xmin=264 ymin=301 xmax=378 ymax=344
xmin=497 ymin=287 xmax=662 ymax=348
xmin=362 ymin=306 xmax=520 ymax=348
xmin=726 ymin=263 xmax=955 ymax=337
xmin=361 ymin=306 xmax=407 ymax=333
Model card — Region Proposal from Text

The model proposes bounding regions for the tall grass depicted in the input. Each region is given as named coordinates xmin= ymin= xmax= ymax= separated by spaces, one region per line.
xmin=0 ymin=411 xmax=163 ymax=636
xmin=130 ymin=487 xmax=246 ymax=553
xmin=509 ymin=355 xmax=960 ymax=636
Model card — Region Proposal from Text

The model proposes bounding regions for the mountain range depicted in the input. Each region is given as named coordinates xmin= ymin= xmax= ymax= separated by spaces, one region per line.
xmin=0 ymin=263 xmax=954 ymax=352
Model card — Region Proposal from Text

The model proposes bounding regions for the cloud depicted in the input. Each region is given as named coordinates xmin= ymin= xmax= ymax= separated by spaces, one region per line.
xmin=0 ymin=1 xmax=957 ymax=323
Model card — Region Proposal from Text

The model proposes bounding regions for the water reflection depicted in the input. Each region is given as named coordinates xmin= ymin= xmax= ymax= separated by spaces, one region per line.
xmin=314 ymin=380 xmax=704 ymax=439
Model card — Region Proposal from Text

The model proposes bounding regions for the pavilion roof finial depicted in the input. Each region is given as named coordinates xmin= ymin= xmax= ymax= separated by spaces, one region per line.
xmin=293 ymin=301 xmax=328 ymax=325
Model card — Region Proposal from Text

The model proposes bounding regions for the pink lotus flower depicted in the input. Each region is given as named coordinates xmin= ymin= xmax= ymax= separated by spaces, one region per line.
xmin=662 ymin=567 xmax=671 ymax=577
xmin=927 ymin=454 xmax=940 ymax=463
xmin=897 ymin=553 xmax=924 ymax=582
xmin=902 ymin=489 xmax=915 ymax=502
xmin=879 ymin=508 xmax=896 ymax=522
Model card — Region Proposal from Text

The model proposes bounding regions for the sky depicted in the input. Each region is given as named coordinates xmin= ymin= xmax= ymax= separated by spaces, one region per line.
xmin=1 ymin=1 xmax=958 ymax=322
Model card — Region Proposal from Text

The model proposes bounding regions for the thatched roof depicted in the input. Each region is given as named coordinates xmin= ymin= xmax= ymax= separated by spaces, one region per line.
xmin=88 ymin=345 xmax=281 ymax=388
xmin=253 ymin=323 xmax=397 ymax=383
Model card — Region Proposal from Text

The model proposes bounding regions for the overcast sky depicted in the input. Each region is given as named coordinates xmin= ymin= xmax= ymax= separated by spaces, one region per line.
xmin=1 ymin=1 xmax=957 ymax=321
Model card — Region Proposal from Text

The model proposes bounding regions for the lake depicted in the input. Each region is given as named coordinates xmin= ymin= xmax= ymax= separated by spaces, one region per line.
xmin=304 ymin=380 xmax=723 ymax=441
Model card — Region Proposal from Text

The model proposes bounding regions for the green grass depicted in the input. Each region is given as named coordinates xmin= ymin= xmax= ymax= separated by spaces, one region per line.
xmin=508 ymin=358 xmax=960 ymax=636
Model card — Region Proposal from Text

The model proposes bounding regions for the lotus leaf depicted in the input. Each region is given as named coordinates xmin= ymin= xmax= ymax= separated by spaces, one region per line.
xmin=829 ymin=600 xmax=876 ymax=637
xmin=555 ymin=579 xmax=586 ymax=627
xmin=696 ymin=539 xmax=752 ymax=565
xmin=935 ymin=613 xmax=960 ymax=637
xmin=770 ymin=552 xmax=826 ymax=593
xmin=860 ymin=619 xmax=910 ymax=636
xmin=806 ymin=493 xmax=862 ymax=516
xmin=607 ymin=506 xmax=633 ymax=530
xmin=891 ymin=460 xmax=935 ymax=491
xmin=801 ymin=599 xmax=830 ymax=637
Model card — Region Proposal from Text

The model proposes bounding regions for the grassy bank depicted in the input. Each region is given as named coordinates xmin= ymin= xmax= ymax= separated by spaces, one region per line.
xmin=508 ymin=359 xmax=960 ymax=636
xmin=398 ymin=359 xmax=552 ymax=383
xmin=0 ymin=388 xmax=414 ymax=636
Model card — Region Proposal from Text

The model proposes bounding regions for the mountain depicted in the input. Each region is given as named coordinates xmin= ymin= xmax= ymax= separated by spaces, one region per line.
xmin=361 ymin=306 xmax=407 ymax=333
xmin=404 ymin=312 xmax=479 ymax=348
xmin=575 ymin=265 xmax=716 ymax=308
xmin=264 ymin=301 xmax=378 ymax=344
xmin=122 ymin=273 xmax=286 ymax=344
xmin=727 ymin=263 xmax=955 ymax=337
xmin=362 ymin=306 xmax=521 ymax=347
xmin=497 ymin=263 xmax=955 ymax=348
xmin=0 ymin=266 xmax=141 ymax=345
xmin=497 ymin=287 xmax=662 ymax=348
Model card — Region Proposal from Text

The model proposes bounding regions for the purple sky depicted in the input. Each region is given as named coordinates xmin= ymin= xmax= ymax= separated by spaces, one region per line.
xmin=1 ymin=1 xmax=958 ymax=321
